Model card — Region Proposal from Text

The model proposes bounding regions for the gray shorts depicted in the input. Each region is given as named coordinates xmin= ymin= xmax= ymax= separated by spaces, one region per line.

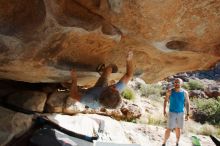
xmin=167 ymin=112 xmax=184 ymax=129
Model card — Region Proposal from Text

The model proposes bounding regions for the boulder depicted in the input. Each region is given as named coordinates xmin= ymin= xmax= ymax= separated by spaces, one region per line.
xmin=63 ymin=96 xmax=86 ymax=114
xmin=6 ymin=90 xmax=47 ymax=112
xmin=204 ymin=84 xmax=220 ymax=98
xmin=191 ymin=62 xmax=220 ymax=80
xmin=47 ymin=114 xmax=131 ymax=143
xmin=120 ymin=104 xmax=142 ymax=121
xmin=189 ymin=90 xmax=207 ymax=98
xmin=46 ymin=90 xmax=69 ymax=113
xmin=173 ymin=73 xmax=189 ymax=82
xmin=0 ymin=107 xmax=33 ymax=146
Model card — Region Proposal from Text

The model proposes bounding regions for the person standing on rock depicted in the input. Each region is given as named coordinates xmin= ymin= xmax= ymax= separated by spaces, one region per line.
xmin=64 ymin=51 xmax=134 ymax=113
xmin=162 ymin=78 xmax=190 ymax=146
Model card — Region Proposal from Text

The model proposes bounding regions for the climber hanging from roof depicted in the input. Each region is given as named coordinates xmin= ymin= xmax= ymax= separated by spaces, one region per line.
xmin=64 ymin=51 xmax=134 ymax=112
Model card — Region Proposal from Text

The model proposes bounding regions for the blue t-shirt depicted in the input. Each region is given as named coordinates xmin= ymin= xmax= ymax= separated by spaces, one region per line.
xmin=169 ymin=88 xmax=185 ymax=113
xmin=80 ymin=81 xmax=126 ymax=108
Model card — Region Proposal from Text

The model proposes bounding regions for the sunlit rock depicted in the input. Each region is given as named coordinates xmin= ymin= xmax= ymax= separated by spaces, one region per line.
xmin=0 ymin=0 xmax=220 ymax=84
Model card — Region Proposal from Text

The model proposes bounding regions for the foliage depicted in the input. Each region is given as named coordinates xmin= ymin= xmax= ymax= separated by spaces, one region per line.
xmin=182 ymin=82 xmax=190 ymax=90
xmin=217 ymin=127 xmax=220 ymax=138
xmin=140 ymin=83 xmax=162 ymax=97
xmin=186 ymin=79 xmax=204 ymax=90
xmin=147 ymin=115 xmax=165 ymax=126
xmin=121 ymin=87 xmax=136 ymax=100
xmin=127 ymin=119 xmax=137 ymax=123
xmin=192 ymin=97 xmax=220 ymax=125
xmin=199 ymin=123 xmax=216 ymax=136
xmin=185 ymin=120 xmax=220 ymax=138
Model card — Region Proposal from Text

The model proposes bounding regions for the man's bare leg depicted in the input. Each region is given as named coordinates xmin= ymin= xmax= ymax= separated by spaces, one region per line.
xmin=163 ymin=128 xmax=171 ymax=145
xmin=175 ymin=128 xmax=181 ymax=144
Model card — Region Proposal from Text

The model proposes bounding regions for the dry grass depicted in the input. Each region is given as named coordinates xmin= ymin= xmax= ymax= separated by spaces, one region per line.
xmin=137 ymin=112 xmax=166 ymax=126
xmin=147 ymin=115 xmax=166 ymax=126
xmin=200 ymin=123 xmax=216 ymax=136
xmin=184 ymin=120 xmax=220 ymax=138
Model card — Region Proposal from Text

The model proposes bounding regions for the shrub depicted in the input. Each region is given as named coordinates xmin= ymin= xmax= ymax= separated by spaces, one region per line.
xmin=199 ymin=123 xmax=216 ymax=136
xmin=182 ymin=82 xmax=190 ymax=90
xmin=185 ymin=120 xmax=220 ymax=137
xmin=217 ymin=127 xmax=220 ymax=138
xmin=147 ymin=115 xmax=166 ymax=126
xmin=140 ymin=83 xmax=162 ymax=97
xmin=187 ymin=79 xmax=204 ymax=90
xmin=121 ymin=87 xmax=135 ymax=100
xmin=192 ymin=97 xmax=220 ymax=125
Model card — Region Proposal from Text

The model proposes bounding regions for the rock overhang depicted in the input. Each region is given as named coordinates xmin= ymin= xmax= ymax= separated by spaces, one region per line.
xmin=0 ymin=0 xmax=219 ymax=84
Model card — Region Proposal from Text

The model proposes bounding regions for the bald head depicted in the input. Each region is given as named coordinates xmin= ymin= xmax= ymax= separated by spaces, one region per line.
xmin=174 ymin=78 xmax=183 ymax=84
xmin=173 ymin=78 xmax=183 ymax=89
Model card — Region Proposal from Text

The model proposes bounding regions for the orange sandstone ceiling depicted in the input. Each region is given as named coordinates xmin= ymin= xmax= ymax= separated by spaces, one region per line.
xmin=0 ymin=0 xmax=219 ymax=84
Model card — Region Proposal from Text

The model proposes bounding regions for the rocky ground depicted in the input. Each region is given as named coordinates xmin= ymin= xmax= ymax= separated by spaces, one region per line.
xmin=122 ymin=121 xmax=214 ymax=146
xmin=0 ymin=106 xmax=215 ymax=146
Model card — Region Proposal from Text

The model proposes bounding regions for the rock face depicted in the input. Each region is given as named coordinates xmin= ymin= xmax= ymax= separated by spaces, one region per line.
xmin=192 ymin=62 xmax=220 ymax=81
xmin=0 ymin=107 xmax=33 ymax=146
xmin=46 ymin=90 xmax=69 ymax=113
xmin=205 ymin=83 xmax=220 ymax=98
xmin=6 ymin=90 xmax=47 ymax=112
xmin=47 ymin=114 xmax=131 ymax=143
xmin=0 ymin=0 xmax=220 ymax=84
